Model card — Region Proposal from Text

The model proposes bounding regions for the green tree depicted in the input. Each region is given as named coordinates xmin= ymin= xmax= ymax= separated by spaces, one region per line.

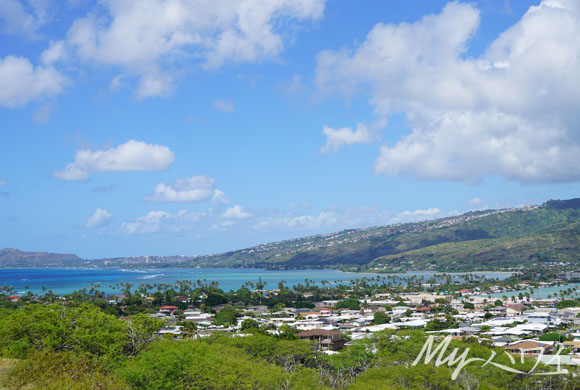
xmin=334 ymin=298 xmax=360 ymax=310
xmin=240 ymin=318 xmax=259 ymax=332
xmin=539 ymin=332 xmax=565 ymax=342
xmin=373 ymin=311 xmax=391 ymax=325
xmin=214 ymin=306 xmax=239 ymax=327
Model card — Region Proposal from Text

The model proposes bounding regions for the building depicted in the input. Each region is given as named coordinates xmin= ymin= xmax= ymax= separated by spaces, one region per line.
xmin=296 ymin=329 xmax=347 ymax=351
xmin=505 ymin=340 xmax=555 ymax=356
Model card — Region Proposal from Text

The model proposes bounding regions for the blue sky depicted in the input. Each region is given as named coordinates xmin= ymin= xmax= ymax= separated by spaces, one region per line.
xmin=2 ymin=0 xmax=580 ymax=259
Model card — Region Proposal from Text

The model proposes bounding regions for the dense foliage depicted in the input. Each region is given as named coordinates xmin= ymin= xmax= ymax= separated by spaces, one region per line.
xmin=1 ymin=301 xmax=580 ymax=389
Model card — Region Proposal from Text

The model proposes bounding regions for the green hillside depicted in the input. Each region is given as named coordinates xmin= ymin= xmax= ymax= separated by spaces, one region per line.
xmin=189 ymin=199 xmax=580 ymax=271
xmin=370 ymin=204 xmax=580 ymax=271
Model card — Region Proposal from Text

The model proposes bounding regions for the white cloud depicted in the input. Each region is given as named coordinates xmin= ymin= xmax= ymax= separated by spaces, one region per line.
xmin=255 ymin=210 xmax=337 ymax=230
xmin=53 ymin=140 xmax=175 ymax=181
xmin=135 ymin=72 xmax=174 ymax=99
xmin=211 ymin=220 xmax=236 ymax=231
xmin=398 ymin=208 xmax=440 ymax=217
xmin=41 ymin=40 xmax=66 ymax=65
xmin=211 ymin=189 xmax=230 ymax=206
xmin=320 ymin=122 xmax=373 ymax=154
xmin=316 ymin=1 xmax=580 ymax=183
xmin=118 ymin=202 xmax=445 ymax=237
xmin=0 ymin=178 xmax=5 ymax=187
xmin=222 ymin=204 xmax=251 ymax=219
xmin=145 ymin=175 xmax=216 ymax=203
xmin=393 ymin=208 xmax=442 ymax=223
xmin=253 ymin=205 xmax=394 ymax=232
xmin=468 ymin=198 xmax=483 ymax=206
xmin=212 ymin=99 xmax=235 ymax=113
xmin=0 ymin=0 xmax=50 ymax=39
xmin=85 ymin=208 xmax=112 ymax=227
xmin=122 ymin=209 xmax=205 ymax=234
xmin=122 ymin=210 xmax=171 ymax=234
xmin=0 ymin=55 xmax=67 ymax=108
xmin=56 ymin=0 xmax=325 ymax=98
xmin=108 ymin=74 xmax=126 ymax=92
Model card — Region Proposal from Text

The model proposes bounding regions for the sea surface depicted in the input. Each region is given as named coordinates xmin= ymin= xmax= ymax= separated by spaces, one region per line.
xmin=1 ymin=268 xmax=512 ymax=295
xmin=487 ymin=283 xmax=580 ymax=299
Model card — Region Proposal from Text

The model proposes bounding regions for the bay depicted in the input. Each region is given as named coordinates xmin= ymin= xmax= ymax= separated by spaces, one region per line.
xmin=0 ymin=268 xmax=512 ymax=295
xmin=487 ymin=283 xmax=580 ymax=300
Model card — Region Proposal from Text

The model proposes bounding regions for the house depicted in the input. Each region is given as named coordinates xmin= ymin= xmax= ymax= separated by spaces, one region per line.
xmin=159 ymin=305 xmax=178 ymax=313
xmin=506 ymin=304 xmax=526 ymax=317
xmin=490 ymin=336 xmax=512 ymax=347
xmin=489 ymin=306 xmax=507 ymax=316
xmin=505 ymin=340 xmax=556 ymax=356
xmin=296 ymin=329 xmax=347 ymax=351
xmin=158 ymin=325 xmax=182 ymax=336
xmin=525 ymin=312 xmax=560 ymax=326
xmin=563 ymin=341 xmax=580 ymax=354
xmin=245 ymin=305 xmax=269 ymax=314
xmin=184 ymin=311 xmax=214 ymax=323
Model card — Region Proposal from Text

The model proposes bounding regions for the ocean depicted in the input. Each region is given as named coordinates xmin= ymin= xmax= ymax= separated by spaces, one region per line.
xmin=0 ymin=268 xmax=512 ymax=295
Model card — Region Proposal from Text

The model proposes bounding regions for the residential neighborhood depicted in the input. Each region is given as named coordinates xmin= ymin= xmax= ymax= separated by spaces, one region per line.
xmin=142 ymin=281 xmax=580 ymax=366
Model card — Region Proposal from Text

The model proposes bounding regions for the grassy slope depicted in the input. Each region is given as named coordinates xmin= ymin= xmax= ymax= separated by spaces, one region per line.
xmin=190 ymin=200 xmax=580 ymax=270
xmin=371 ymin=208 xmax=580 ymax=270
xmin=0 ymin=359 xmax=17 ymax=390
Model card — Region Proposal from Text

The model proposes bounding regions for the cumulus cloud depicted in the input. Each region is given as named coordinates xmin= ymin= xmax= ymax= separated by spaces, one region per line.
xmin=118 ymin=202 xmax=446 ymax=237
xmin=0 ymin=55 xmax=67 ymax=108
xmin=212 ymin=99 xmax=235 ymax=113
xmin=254 ymin=205 xmax=396 ymax=232
xmin=211 ymin=189 xmax=230 ymax=206
xmin=135 ymin=72 xmax=174 ymax=99
xmin=254 ymin=210 xmax=337 ymax=230
xmin=54 ymin=0 xmax=325 ymax=98
xmin=320 ymin=122 xmax=374 ymax=154
xmin=222 ymin=204 xmax=251 ymax=219
xmin=145 ymin=175 xmax=217 ymax=203
xmin=122 ymin=210 xmax=171 ymax=234
xmin=393 ymin=208 xmax=442 ymax=223
xmin=316 ymin=1 xmax=580 ymax=183
xmin=53 ymin=140 xmax=175 ymax=181
xmin=85 ymin=208 xmax=112 ymax=227
xmin=398 ymin=208 xmax=440 ymax=217
xmin=41 ymin=40 xmax=66 ymax=65
xmin=122 ymin=209 xmax=205 ymax=234
xmin=0 ymin=0 xmax=50 ymax=39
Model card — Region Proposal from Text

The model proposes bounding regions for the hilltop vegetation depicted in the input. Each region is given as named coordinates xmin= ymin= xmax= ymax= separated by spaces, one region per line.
xmin=0 ymin=249 xmax=85 ymax=268
xmin=1 ymin=302 xmax=577 ymax=390
xmin=187 ymin=199 xmax=580 ymax=271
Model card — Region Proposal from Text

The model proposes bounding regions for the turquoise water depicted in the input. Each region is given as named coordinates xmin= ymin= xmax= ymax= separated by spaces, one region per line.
xmin=487 ymin=283 xmax=580 ymax=299
xmin=0 ymin=268 xmax=512 ymax=295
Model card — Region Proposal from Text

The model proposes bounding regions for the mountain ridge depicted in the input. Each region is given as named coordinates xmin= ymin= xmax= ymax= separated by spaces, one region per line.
xmin=2 ymin=198 xmax=579 ymax=270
